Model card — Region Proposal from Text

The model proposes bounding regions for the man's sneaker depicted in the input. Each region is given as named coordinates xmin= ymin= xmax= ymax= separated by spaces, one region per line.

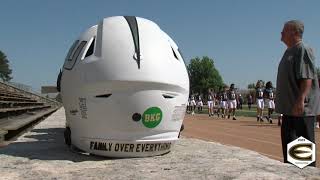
xmin=191 ymin=111 xmax=195 ymax=115
xmin=232 ymin=117 xmax=237 ymax=120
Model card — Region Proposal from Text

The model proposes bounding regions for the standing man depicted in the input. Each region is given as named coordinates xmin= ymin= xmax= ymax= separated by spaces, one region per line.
xmin=276 ymin=20 xmax=320 ymax=167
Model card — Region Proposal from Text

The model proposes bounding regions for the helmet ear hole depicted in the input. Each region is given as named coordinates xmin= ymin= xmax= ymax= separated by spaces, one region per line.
xmin=132 ymin=113 xmax=142 ymax=121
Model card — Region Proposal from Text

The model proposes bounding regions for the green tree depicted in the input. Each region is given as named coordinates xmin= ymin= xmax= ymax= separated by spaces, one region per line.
xmin=247 ymin=83 xmax=255 ymax=89
xmin=187 ymin=56 xmax=223 ymax=96
xmin=0 ymin=51 xmax=12 ymax=82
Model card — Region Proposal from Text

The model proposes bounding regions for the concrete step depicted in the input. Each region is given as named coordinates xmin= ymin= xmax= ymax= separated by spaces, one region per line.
xmin=0 ymin=100 xmax=44 ymax=108
xmin=0 ymin=96 xmax=37 ymax=102
xmin=0 ymin=108 xmax=57 ymax=131
xmin=0 ymin=105 xmax=51 ymax=113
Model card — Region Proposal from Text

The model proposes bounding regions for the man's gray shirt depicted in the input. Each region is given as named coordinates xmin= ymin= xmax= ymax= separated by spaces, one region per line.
xmin=276 ymin=42 xmax=320 ymax=116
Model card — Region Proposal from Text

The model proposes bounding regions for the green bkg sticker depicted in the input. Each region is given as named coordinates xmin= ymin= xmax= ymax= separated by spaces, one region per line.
xmin=142 ymin=107 xmax=162 ymax=128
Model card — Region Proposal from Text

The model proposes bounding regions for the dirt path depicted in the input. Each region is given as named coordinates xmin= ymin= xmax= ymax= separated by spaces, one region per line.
xmin=181 ymin=114 xmax=320 ymax=166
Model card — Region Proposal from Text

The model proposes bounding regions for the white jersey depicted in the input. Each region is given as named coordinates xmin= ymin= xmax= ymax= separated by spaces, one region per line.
xmin=190 ymin=96 xmax=196 ymax=106
xmin=197 ymin=96 xmax=203 ymax=106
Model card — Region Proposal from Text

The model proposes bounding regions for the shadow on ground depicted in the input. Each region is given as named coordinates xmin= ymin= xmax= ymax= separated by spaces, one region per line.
xmin=0 ymin=128 xmax=113 ymax=162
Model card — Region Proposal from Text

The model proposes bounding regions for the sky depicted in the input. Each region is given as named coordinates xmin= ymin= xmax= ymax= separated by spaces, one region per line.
xmin=0 ymin=0 xmax=319 ymax=92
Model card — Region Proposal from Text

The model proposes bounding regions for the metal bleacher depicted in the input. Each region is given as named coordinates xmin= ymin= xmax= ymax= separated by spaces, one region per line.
xmin=0 ymin=81 xmax=61 ymax=142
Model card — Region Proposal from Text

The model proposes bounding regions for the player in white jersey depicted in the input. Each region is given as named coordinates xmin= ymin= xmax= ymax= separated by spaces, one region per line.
xmin=227 ymin=84 xmax=237 ymax=120
xmin=212 ymin=92 xmax=219 ymax=116
xmin=216 ymin=87 xmax=223 ymax=118
xmin=264 ymin=81 xmax=275 ymax=123
xmin=187 ymin=97 xmax=191 ymax=113
xmin=220 ymin=85 xmax=229 ymax=118
xmin=190 ymin=95 xmax=196 ymax=115
xmin=207 ymin=89 xmax=214 ymax=117
xmin=197 ymin=95 xmax=203 ymax=112
xmin=255 ymin=80 xmax=264 ymax=122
